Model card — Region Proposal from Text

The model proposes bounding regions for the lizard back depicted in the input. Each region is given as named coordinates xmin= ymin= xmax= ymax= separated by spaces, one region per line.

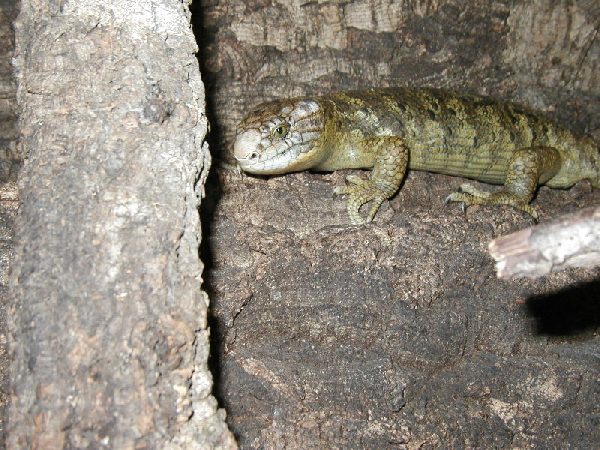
xmin=315 ymin=87 xmax=599 ymax=188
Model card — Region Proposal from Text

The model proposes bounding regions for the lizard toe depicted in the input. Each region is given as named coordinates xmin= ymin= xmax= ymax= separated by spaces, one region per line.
xmin=445 ymin=189 xmax=539 ymax=220
xmin=512 ymin=203 xmax=539 ymax=221
xmin=445 ymin=192 xmax=475 ymax=205
xmin=345 ymin=174 xmax=365 ymax=185
xmin=334 ymin=179 xmax=388 ymax=225
xmin=457 ymin=183 xmax=492 ymax=199
xmin=333 ymin=185 xmax=352 ymax=196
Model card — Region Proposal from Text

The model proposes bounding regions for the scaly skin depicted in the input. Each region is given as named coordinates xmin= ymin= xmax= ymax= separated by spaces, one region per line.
xmin=234 ymin=87 xmax=600 ymax=225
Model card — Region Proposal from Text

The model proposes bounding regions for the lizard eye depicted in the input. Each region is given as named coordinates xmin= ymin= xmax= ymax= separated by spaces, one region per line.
xmin=272 ymin=124 xmax=288 ymax=138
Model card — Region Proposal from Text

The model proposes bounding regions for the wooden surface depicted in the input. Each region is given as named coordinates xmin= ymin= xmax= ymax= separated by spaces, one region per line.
xmin=490 ymin=206 xmax=600 ymax=278
xmin=7 ymin=1 xmax=235 ymax=448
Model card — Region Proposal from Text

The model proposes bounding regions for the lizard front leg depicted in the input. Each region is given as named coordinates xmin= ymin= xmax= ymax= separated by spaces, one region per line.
xmin=445 ymin=146 xmax=562 ymax=220
xmin=333 ymin=137 xmax=409 ymax=225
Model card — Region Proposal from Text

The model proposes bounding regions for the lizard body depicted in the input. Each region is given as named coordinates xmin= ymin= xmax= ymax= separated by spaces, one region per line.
xmin=234 ymin=87 xmax=600 ymax=225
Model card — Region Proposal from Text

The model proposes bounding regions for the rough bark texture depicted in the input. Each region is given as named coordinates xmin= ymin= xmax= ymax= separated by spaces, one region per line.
xmin=490 ymin=206 xmax=600 ymax=278
xmin=0 ymin=0 xmax=18 ymax=182
xmin=8 ymin=1 xmax=235 ymax=448
xmin=0 ymin=181 xmax=16 ymax=449
xmin=0 ymin=0 xmax=18 ymax=445
xmin=197 ymin=0 xmax=600 ymax=448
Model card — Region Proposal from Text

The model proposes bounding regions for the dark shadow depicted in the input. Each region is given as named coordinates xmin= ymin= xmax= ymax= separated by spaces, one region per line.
xmin=189 ymin=0 xmax=228 ymax=407
xmin=198 ymin=165 xmax=226 ymax=397
xmin=189 ymin=0 xmax=224 ymax=160
xmin=526 ymin=278 xmax=600 ymax=338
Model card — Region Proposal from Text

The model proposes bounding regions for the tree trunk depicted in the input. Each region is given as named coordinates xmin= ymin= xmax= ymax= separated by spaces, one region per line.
xmin=8 ymin=1 xmax=235 ymax=448
xmin=0 ymin=0 xmax=19 ymax=182
xmin=0 ymin=0 xmax=20 ymax=444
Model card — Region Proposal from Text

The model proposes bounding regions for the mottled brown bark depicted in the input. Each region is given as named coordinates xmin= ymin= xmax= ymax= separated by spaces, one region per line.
xmin=0 ymin=0 xmax=19 ymax=182
xmin=0 ymin=1 xmax=19 ymax=445
xmin=8 ymin=0 xmax=235 ymax=448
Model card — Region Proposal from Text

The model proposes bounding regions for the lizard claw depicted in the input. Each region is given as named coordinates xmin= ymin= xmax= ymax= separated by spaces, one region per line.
xmin=444 ymin=193 xmax=455 ymax=205
xmin=444 ymin=194 xmax=468 ymax=214
xmin=334 ymin=175 xmax=387 ymax=225
xmin=445 ymin=183 xmax=539 ymax=220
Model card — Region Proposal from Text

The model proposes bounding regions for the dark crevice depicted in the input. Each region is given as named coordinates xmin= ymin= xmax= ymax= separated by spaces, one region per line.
xmin=190 ymin=0 xmax=229 ymax=409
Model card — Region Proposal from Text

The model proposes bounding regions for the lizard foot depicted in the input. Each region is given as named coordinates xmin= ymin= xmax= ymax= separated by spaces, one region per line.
xmin=445 ymin=183 xmax=539 ymax=220
xmin=334 ymin=175 xmax=387 ymax=225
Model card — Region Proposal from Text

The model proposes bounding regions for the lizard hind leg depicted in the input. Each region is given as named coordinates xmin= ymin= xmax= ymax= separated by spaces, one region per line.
xmin=333 ymin=136 xmax=409 ymax=225
xmin=445 ymin=146 xmax=562 ymax=220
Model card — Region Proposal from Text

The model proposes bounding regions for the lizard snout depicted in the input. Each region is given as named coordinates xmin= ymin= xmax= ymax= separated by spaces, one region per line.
xmin=234 ymin=129 xmax=262 ymax=166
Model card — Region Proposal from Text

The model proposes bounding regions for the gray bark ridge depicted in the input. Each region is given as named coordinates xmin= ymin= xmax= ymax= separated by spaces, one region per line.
xmin=8 ymin=1 xmax=235 ymax=448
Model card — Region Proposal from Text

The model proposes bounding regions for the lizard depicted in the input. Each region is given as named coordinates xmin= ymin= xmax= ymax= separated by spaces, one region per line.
xmin=233 ymin=87 xmax=600 ymax=225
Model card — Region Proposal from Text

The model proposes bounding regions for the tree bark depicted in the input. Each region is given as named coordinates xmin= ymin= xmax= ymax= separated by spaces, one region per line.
xmin=8 ymin=1 xmax=235 ymax=448
xmin=489 ymin=206 xmax=600 ymax=278
xmin=0 ymin=0 xmax=19 ymax=182
xmin=0 ymin=0 xmax=20 ymax=444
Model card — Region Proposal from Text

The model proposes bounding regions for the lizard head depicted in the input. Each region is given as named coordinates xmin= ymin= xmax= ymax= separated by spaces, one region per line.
xmin=234 ymin=98 xmax=325 ymax=174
